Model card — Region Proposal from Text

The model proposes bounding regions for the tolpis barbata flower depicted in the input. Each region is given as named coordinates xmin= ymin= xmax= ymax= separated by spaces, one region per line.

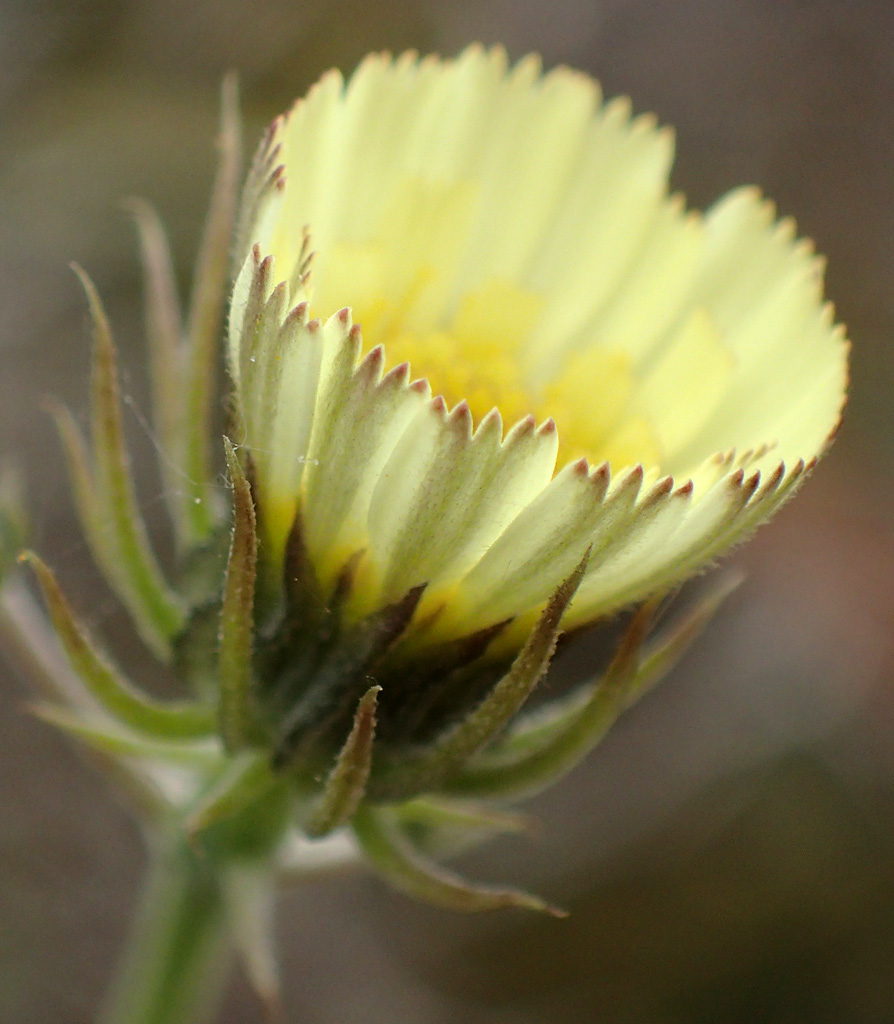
xmin=227 ymin=51 xmax=846 ymax=779
xmin=12 ymin=47 xmax=847 ymax=976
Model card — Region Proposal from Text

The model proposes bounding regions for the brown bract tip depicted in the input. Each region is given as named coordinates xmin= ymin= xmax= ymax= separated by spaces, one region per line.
xmin=381 ymin=360 xmax=410 ymax=388
xmin=589 ymin=461 xmax=611 ymax=487
xmin=317 ymin=67 xmax=344 ymax=91
xmin=743 ymin=470 xmax=762 ymax=499
xmin=477 ymin=407 xmax=503 ymax=437
xmin=448 ymin=400 xmax=473 ymax=431
xmin=259 ymin=254 xmax=275 ymax=280
xmin=499 ymin=413 xmax=531 ymax=444
xmin=544 ymin=904 xmax=571 ymax=920
xmin=355 ymin=346 xmax=385 ymax=388
xmin=267 ymin=145 xmax=283 ymax=172
xmin=823 ymin=413 xmax=844 ymax=451
xmin=361 ymin=344 xmax=385 ymax=371
xmin=610 ymin=464 xmax=644 ymax=503
xmin=475 ymin=407 xmax=501 ymax=440
xmin=776 ymin=215 xmax=797 ymax=242
xmin=650 ymin=475 xmax=675 ymax=499
xmin=763 ymin=461 xmax=785 ymax=492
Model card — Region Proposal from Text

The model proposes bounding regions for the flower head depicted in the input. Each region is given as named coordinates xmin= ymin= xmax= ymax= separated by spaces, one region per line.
xmin=230 ymin=46 xmax=845 ymax=656
xmin=19 ymin=50 xmax=847 ymax=924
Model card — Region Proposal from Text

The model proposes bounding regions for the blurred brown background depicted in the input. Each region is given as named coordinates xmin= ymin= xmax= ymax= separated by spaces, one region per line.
xmin=1 ymin=1 xmax=893 ymax=1022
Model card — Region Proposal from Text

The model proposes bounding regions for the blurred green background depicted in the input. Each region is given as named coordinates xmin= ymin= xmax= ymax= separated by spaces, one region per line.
xmin=1 ymin=1 xmax=892 ymax=1022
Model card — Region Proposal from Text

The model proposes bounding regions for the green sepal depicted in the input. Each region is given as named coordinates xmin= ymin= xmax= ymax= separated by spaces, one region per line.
xmin=352 ymin=805 xmax=565 ymax=916
xmin=395 ymin=796 xmax=530 ymax=860
xmin=172 ymin=527 xmax=231 ymax=700
xmin=368 ymin=549 xmax=590 ymax=801
xmin=31 ymin=704 xmax=222 ymax=768
xmin=70 ymin=264 xmax=185 ymax=658
xmin=127 ymin=198 xmax=197 ymax=552
xmin=23 ymin=551 xmax=215 ymax=739
xmin=271 ymin=582 xmax=425 ymax=768
xmin=303 ymin=685 xmax=380 ymax=838
xmin=257 ymin=511 xmax=332 ymax=681
xmin=1 ymin=573 xmax=168 ymax=820
xmin=46 ymin=400 xmax=121 ymax=593
xmin=0 ymin=466 xmax=27 ymax=582
xmin=448 ymin=573 xmax=742 ymax=800
xmin=173 ymin=602 xmax=222 ymax=702
xmin=373 ymin=619 xmax=511 ymax=747
xmin=633 ymin=570 xmax=744 ymax=695
xmin=280 ymin=511 xmax=327 ymax=638
xmin=180 ymin=74 xmax=242 ymax=543
xmin=218 ymin=439 xmax=261 ymax=752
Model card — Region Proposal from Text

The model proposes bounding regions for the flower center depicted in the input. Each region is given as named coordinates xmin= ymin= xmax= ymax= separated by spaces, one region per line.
xmin=336 ymin=274 xmax=662 ymax=470
xmin=304 ymin=176 xmax=726 ymax=474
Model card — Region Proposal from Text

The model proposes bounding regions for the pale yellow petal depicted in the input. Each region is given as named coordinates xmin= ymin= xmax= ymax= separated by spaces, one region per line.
xmin=632 ymin=306 xmax=734 ymax=460
xmin=358 ymin=401 xmax=556 ymax=614
xmin=450 ymin=462 xmax=644 ymax=632
xmin=587 ymin=197 xmax=704 ymax=364
xmin=302 ymin=325 xmax=431 ymax=590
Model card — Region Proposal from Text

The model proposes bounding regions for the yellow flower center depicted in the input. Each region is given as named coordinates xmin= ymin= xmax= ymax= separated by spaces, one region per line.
xmin=339 ymin=276 xmax=663 ymax=469
xmin=304 ymin=175 xmax=720 ymax=472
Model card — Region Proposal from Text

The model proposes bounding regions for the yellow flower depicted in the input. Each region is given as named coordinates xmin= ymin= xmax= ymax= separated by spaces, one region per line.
xmin=20 ymin=50 xmax=850 ymax=925
xmin=229 ymin=46 xmax=847 ymax=653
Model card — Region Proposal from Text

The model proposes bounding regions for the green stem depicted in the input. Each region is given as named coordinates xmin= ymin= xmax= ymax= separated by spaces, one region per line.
xmin=99 ymin=837 xmax=230 ymax=1024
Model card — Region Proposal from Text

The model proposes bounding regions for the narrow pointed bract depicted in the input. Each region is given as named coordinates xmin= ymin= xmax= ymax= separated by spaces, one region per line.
xmin=448 ymin=575 xmax=742 ymax=800
xmin=181 ymin=74 xmax=243 ymax=542
xmin=69 ymin=265 xmax=185 ymax=657
xmin=46 ymin=400 xmax=117 ymax=584
xmin=31 ymin=705 xmax=221 ymax=767
xmin=218 ymin=438 xmax=260 ymax=752
xmin=24 ymin=552 xmax=213 ymax=738
xmin=444 ymin=601 xmax=658 ymax=801
xmin=127 ymin=198 xmax=193 ymax=550
xmin=369 ymin=549 xmax=590 ymax=801
xmin=352 ymin=805 xmax=566 ymax=916
xmin=270 ymin=582 xmax=425 ymax=769
xmin=394 ymin=797 xmax=530 ymax=859
xmin=304 ymin=684 xmax=381 ymax=837
xmin=0 ymin=468 xmax=27 ymax=583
